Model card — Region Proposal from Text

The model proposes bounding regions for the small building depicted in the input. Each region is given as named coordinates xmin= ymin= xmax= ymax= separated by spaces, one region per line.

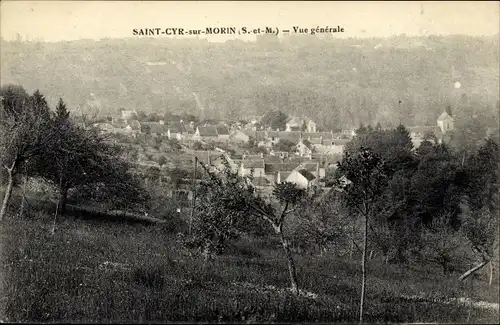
xmin=295 ymin=139 xmax=314 ymax=157
xmin=167 ymin=122 xmax=186 ymax=140
xmin=278 ymin=131 xmax=302 ymax=143
xmin=284 ymin=169 xmax=316 ymax=189
xmin=437 ymin=111 xmax=454 ymax=134
xmin=285 ymin=116 xmax=317 ymax=133
xmin=264 ymin=162 xmax=301 ymax=183
xmin=313 ymin=139 xmax=349 ymax=155
xmin=195 ymin=126 xmax=219 ymax=141
xmin=229 ymin=130 xmax=250 ymax=144
xmin=150 ymin=123 xmax=169 ymax=137
xmin=216 ymin=125 xmax=230 ymax=141
xmin=270 ymin=150 xmax=289 ymax=159
xmin=407 ymin=125 xmax=443 ymax=149
xmin=240 ymin=159 xmax=266 ymax=177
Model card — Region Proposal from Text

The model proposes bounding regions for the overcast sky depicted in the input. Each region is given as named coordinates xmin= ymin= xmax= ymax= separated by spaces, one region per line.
xmin=1 ymin=1 xmax=499 ymax=42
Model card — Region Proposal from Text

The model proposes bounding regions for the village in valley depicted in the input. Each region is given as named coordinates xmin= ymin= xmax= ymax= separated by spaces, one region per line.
xmin=1 ymin=2 xmax=499 ymax=323
xmin=90 ymin=107 xmax=458 ymax=203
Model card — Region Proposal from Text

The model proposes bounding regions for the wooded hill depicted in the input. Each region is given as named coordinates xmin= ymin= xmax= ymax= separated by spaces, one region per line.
xmin=1 ymin=35 xmax=498 ymax=131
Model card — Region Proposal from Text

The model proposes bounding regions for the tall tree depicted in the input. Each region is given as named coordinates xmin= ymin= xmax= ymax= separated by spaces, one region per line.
xmin=335 ymin=147 xmax=387 ymax=323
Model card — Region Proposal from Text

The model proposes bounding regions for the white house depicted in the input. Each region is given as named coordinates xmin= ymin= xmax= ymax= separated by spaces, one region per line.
xmin=437 ymin=111 xmax=454 ymax=134
xmin=295 ymin=139 xmax=314 ymax=157
xmin=285 ymin=169 xmax=316 ymax=189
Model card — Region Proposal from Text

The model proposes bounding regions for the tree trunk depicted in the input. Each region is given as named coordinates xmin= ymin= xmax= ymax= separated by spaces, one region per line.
xmin=58 ymin=187 xmax=68 ymax=215
xmin=277 ymin=226 xmax=299 ymax=295
xmin=359 ymin=214 xmax=368 ymax=324
xmin=459 ymin=261 xmax=489 ymax=281
xmin=0 ymin=169 xmax=15 ymax=221
xmin=489 ymin=262 xmax=494 ymax=286
xmin=19 ymin=175 xmax=28 ymax=218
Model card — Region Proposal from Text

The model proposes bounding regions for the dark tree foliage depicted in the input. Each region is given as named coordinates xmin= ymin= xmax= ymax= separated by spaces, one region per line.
xmin=29 ymin=98 xmax=150 ymax=214
xmin=261 ymin=110 xmax=288 ymax=131
xmin=273 ymin=139 xmax=296 ymax=153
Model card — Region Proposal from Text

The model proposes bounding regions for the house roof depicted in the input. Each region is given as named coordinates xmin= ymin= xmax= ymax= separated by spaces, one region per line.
xmin=298 ymin=139 xmax=313 ymax=150
xmin=198 ymin=126 xmax=218 ymax=137
xmin=168 ymin=122 xmax=186 ymax=134
xmin=279 ymin=171 xmax=292 ymax=181
xmin=303 ymin=132 xmax=333 ymax=139
xmin=243 ymin=154 xmax=264 ymax=160
xmin=298 ymin=169 xmax=316 ymax=181
xmin=330 ymin=139 xmax=351 ymax=146
xmin=230 ymin=130 xmax=249 ymax=138
xmin=308 ymin=138 xmax=323 ymax=145
xmin=265 ymin=163 xmax=301 ymax=174
xmin=216 ymin=126 xmax=230 ymax=135
xmin=266 ymin=130 xmax=280 ymax=138
xmin=296 ymin=163 xmax=320 ymax=172
xmin=242 ymin=159 xmax=265 ymax=169
xmin=278 ymin=131 xmax=302 ymax=142
xmin=264 ymin=156 xmax=285 ymax=163
xmin=437 ymin=112 xmax=453 ymax=121
xmin=150 ymin=123 xmax=168 ymax=134
xmin=244 ymin=130 xmax=267 ymax=141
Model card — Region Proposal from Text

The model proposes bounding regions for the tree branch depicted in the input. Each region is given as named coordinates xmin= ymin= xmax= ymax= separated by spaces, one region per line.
xmin=278 ymin=201 xmax=289 ymax=226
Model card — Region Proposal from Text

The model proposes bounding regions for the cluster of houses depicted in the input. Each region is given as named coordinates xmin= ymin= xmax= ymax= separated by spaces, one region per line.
xmin=192 ymin=149 xmax=337 ymax=192
xmin=97 ymin=109 xmax=459 ymax=194
xmin=93 ymin=110 xmax=354 ymax=157
xmin=407 ymin=111 xmax=455 ymax=148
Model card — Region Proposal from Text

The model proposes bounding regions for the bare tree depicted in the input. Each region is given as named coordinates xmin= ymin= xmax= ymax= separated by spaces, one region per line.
xmin=0 ymin=86 xmax=55 ymax=221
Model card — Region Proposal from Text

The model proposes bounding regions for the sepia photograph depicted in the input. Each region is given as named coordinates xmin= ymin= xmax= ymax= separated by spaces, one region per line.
xmin=0 ymin=0 xmax=499 ymax=323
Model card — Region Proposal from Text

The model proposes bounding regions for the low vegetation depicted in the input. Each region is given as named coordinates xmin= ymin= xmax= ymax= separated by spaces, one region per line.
xmin=1 ymin=214 xmax=498 ymax=323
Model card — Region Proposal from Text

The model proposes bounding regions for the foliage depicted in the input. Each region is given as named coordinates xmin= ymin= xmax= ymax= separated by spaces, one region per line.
xmin=0 ymin=85 xmax=56 ymax=220
xmin=273 ymin=139 xmax=296 ymax=153
xmin=261 ymin=110 xmax=289 ymax=131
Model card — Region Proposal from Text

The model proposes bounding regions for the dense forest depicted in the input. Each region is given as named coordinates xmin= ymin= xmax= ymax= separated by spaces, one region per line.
xmin=1 ymin=35 xmax=498 ymax=131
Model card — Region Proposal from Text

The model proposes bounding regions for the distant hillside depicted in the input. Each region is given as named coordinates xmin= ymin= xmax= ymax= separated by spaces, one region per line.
xmin=1 ymin=35 xmax=498 ymax=130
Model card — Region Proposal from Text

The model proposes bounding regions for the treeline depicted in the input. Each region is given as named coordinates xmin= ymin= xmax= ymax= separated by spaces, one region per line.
xmin=0 ymin=85 xmax=149 ymax=221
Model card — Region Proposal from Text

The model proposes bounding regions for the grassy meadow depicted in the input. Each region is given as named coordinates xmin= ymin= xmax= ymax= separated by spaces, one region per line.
xmin=0 ymin=190 xmax=499 ymax=323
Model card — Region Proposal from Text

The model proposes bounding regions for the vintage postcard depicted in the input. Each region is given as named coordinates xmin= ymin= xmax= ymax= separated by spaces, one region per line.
xmin=0 ymin=1 xmax=499 ymax=323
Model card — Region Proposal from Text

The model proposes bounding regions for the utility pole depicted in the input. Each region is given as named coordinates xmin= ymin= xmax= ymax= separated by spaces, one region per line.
xmin=189 ymin=156 xmax=198 ymax=234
